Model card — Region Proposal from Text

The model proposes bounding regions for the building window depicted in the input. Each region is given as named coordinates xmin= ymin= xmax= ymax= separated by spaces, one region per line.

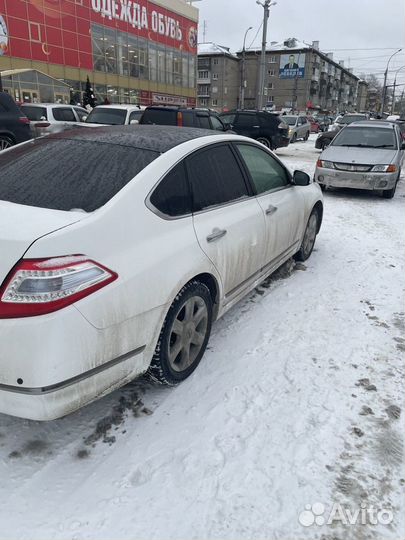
xmin=268 ymin=69 xmax=275 ymax=76
xmin=198 ymin=70 xmax=209 ymax=79
xmin=212 ymin=73 xmax=218 ymax=80
xmin=224 ymin=87 xmax=227 ymax=94
xmin=268 ymin=95 xmax=274 ymax=101
xmin=199 ymin=98 xmax=208 ymax=106
xmin=269 ymin=56 xmax=277 ymax=63
xmin=212 ymin=86 xmax=218 ymax=93
xmin=213 ymin=58 xmax=219 ymax=65
xmin=197 ymin=84 xmax=210 ymax=96
xmin=212 ymin=99 xmax=218 ymax=106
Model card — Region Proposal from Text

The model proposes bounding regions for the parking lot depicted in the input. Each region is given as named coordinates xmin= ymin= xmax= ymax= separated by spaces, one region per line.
xmin=0 ymin=134 xmax=404 ymax=540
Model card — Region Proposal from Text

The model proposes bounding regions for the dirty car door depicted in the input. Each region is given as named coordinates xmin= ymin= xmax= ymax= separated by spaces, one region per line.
xmin=187 ymin=143 xmax=266 ymax=297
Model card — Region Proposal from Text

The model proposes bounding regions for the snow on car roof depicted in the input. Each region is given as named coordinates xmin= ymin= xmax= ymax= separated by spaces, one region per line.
xmin=47 ymin=124 xmax=222 ymax=153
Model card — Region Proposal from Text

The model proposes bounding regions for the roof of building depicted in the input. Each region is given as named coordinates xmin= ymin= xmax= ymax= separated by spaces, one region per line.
xmin=198 ymin=42 xmax=238 ymax=59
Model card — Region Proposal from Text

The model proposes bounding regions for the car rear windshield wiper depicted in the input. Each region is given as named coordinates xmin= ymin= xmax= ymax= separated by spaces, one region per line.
xmin=373 ymin=144 xmax=395 ymax=148
xmin=339 ymin=144 xmax=373 ymax=147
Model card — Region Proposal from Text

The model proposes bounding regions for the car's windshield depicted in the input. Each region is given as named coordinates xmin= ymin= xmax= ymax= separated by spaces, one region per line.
xmin=282 ymin=116 xmax=298 ymax=126
xmin=331 ymin=127 xmax=397 ymax=149
xmin=0 ymin=139 xmax=159 ymax=212
xmin=337 ymin=115 xmax=366 ymax=125
xmin=85 ymin=108 xmax=127 ymax=125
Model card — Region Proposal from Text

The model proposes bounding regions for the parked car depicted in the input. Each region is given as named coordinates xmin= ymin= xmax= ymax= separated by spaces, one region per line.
xmin=328 ymin=113 xmax=368 ymax=133
xmin=84 ymin=104 xmax=146 ymax=126
xmin=315 ymin=129 xmax=339 ymax=150
xmin=0 ymin=125 xmax=323 ymax=420
xmin=219 ymin=110 xmax=290 ymax=149
xmin=308 ymin=116 xmax=321 ymax=133
xmin=313 ymin=114 xmax=331 ymax=132
xmin=315 ymin=120 xmax=404 ymax=198
xmin=282 ymin=115 xmax=311 ymax=142
xmin=21 ymin=103 xmax=88 ymax=138
xmin=0 ymin=92 xmax=31 ymax=150
xmin=140 ymin=106 xmax=229 ymax=131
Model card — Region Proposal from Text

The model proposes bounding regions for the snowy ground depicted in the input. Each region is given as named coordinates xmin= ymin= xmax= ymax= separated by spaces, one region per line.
xmin=1 ymin=134 xmax=404 ymax=540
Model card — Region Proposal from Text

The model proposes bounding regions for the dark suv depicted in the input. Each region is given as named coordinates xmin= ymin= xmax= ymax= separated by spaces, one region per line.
xmin=219 ymin=110 xmax=290 ymax=149
xmin=0 ymin=92 xmax=31 ymax=150
xmin=140 ymin=106 xmax=230 ymax=131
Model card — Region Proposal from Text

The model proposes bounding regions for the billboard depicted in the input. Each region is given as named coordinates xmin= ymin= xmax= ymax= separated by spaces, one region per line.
xmin=279 ymin=53 xmax=305 ymax=79
xmin=0 ymin=0 xmax=197 ymax=70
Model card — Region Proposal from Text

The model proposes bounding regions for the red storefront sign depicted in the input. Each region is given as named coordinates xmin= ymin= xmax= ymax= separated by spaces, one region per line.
xmin=0 ymin=0 xmax=197 ymax=70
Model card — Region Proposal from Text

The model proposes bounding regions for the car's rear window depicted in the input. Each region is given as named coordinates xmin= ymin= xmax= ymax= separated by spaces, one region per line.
xmin=0 ymin=139 xmax=159 ymax=212
xmin=85 ymin=108 xmax=127 ymax=125
xmin=141 ymin=109 xmax=177 ymax=126
xmin=21 ymin=106 xmax=48 ymax=121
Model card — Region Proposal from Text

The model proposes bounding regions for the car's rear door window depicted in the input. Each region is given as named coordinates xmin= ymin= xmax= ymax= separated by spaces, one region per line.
xmin=141 ymin=109 xmax=177 ymax=125
xmin=0 ymin=139 xmax=159 ymax=212
xmin=197 ymin=115 xmax=211 ymax=129
xmin=21 ymin=106 xmax=48 ymax=121
xmin=150 ymin=162 xmax=191 ymax=217
xmin=236 ymin=144 xmax=290 ymax=193
xmin=210 ymin=115 xmax=225 ymax=131
xmin=186 ymin=144 xmax=249 ymax=211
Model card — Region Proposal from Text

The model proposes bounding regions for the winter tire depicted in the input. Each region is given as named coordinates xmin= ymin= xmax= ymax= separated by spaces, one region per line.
xmin=0 ymin=136 xmax=14 ymax=151
xmin=382 ymin=171 xmax=400 ymax=199
xmin=148 ymin=281 xmax=213 ymax=385
xmin=291 ymin=133 xmax=297 ymax=143
xmin=294 ymin=209 xmax=319 ymax=261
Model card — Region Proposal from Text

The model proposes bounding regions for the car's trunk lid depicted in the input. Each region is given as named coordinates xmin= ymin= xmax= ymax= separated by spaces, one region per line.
xmin=0 ymin=201 xmax=85 ymax=285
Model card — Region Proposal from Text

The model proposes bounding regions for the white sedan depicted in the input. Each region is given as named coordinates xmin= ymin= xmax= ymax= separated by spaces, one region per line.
xmin=0 ymin=126 xmax=323 ymax=420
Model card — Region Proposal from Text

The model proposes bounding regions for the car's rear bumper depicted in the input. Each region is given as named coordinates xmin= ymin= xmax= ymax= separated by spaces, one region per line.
xmin=0 ymin=304 xmax=161 ymax=420
xmin=314 ymin=167 xmax=398 ymax=191
xmin=275 ymin=135 xmax=290 ymax=148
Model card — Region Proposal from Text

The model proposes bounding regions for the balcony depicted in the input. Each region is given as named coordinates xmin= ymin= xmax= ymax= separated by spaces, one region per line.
xmin=197 ymin=76 xmax=211 ymax=84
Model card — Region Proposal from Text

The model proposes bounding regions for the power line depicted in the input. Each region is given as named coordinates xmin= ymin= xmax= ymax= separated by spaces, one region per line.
xmin=247 ymin=22 xmax=263 ymax=50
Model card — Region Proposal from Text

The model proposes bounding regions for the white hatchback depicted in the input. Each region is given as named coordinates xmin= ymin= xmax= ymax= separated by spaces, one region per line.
xmin=0 ymin=126 xmax=323 ymax=420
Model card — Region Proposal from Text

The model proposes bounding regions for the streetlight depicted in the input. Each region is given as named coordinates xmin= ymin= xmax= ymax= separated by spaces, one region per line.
xmin=239 ymin=26 xmax=252 ymax=109
xmin=391 ymin=65 xmax=405 ymax=114
xmin=256 ymin=0 xmax=277 ymax=110
xmin=380 ymin=48 xmax=402 ymax=114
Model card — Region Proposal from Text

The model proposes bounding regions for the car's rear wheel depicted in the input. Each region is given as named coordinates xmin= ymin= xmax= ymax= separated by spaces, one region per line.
xmin=257 ymin=137 xmax=271 ymax=148
xmin=148 ymin=281 xmax=213 ymax=385
xmin=0 ymin=135 xmax=14 ymax=151
xmin=294 ymin=209 xmax=319 ymax=261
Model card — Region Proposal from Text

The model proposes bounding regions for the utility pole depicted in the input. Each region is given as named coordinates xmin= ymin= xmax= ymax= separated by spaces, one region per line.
xmin=240 ymin=26 xmax=252 ymax=109
xmin=256 ymin=0 xmax=276 ymax=110
xmin=381 ymin=48 xmax=402 ymax=115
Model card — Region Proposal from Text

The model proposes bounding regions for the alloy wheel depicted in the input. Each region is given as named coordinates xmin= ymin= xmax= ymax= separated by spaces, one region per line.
xmin=0 ymin=138 xmax=12 ymax=151
xmin=302 ymin=213 xmax=318 ymax=256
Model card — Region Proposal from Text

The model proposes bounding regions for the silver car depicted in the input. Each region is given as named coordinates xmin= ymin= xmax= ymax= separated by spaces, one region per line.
xmin=282 ymin=115 xmax=311 ymax=142
xmin=21 ymin=103 xmax=88 ymax=138
xmin=315 ymin=121 xmax=405 ymax=198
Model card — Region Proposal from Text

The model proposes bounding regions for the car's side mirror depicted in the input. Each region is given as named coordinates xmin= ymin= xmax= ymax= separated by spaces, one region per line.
xmin=293 ymin=170 xmax=311 ymax=186
xmin=40 ymin=115 xmax=47 ymax=121
xmin=81 ymin=115 xmax=88 ymax=122
xmin=130 ymin=119 xmax=139 ymax=125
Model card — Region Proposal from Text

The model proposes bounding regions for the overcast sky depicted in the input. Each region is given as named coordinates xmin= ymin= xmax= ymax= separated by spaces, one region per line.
xmin=196 ymin=0 xmax=405 ymax=85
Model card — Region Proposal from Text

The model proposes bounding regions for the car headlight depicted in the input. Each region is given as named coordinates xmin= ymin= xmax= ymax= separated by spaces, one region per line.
xmin=317 ymin=159 xmax=334 ymax=169
xmin=371 ymin=164 xmax=397 ymax=173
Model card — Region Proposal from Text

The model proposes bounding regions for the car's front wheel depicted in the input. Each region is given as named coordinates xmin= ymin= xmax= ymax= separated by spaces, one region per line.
xmin=148 ymin=281 xmax=213 ymax=385
xmin=294 ymin=209 xmax=319 ymax=261
xmin=0 ymin=135 xmax=14 ymax=151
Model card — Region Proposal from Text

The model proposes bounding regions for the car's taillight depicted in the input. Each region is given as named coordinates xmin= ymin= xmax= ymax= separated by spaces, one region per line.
xmin=0 ymin=255 xmax=117 ymax=318
xmin=19 ymin=116 xmax=30 ymax=125
xmin=177 ymin=111 xmax=183 ymax=127
xmin=316 ymin=159 xmax=323 ymax=168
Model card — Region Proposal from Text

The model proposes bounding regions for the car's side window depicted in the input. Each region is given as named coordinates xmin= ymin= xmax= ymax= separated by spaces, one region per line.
xmin=129 ymin=110 xmax=142 ymax=123
xmin=150 ymin=161 xmax=191 ymax=217
xmin=74 ymin=107 xmax=87 ymax=121
xmin=235 ymin=113 xmax=255 ymax=127
xmin=236 ymin=144 xmax=290 ymax=194
xmin=53 ymin=107 xmax=76 ymax=121
xmin=210 ymin=115 xmax=225 ymax=131
xmin=186 ymin=144 xmax=249 ymax=212
xmin=220 ymin=113 xmax=236 ymax=125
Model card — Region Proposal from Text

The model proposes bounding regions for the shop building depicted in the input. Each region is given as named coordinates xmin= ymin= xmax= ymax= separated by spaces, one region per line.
xmin=0 ymin=0 xmax=198 ymax=106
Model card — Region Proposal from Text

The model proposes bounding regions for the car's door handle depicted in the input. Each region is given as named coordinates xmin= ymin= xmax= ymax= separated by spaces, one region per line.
xmin=265 ymin=205 xmax=278 ymax=215
xmin=253 ymin=125 xmax=260 ymax=128
xmin=206 ymin=228 xmax=227 ymax=242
